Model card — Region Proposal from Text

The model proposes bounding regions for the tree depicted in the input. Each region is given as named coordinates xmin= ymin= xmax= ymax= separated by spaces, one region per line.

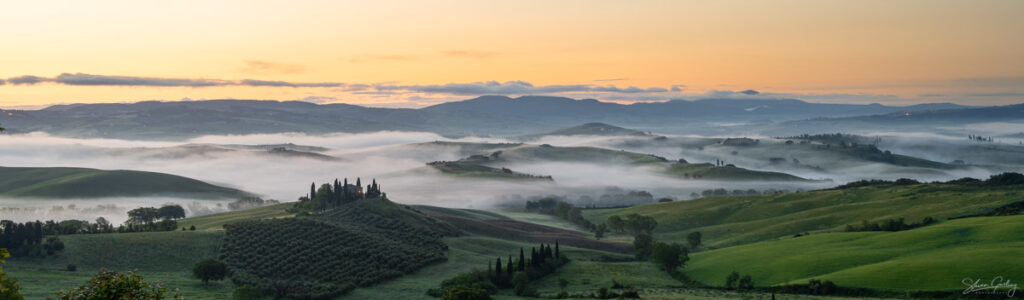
xmin=192 ymin=258 xmax=227 ymax=287
xmin=442 ymin=284 xmax=491 ymax=300
xmin=650 ymin=242 xmax=688 ymax=271
xmin=127 ymin=207 xmax=160 ymax=224
xmin=517 ymin=248 xmax=525 ymax=271
xmin=725 ymin=271 xmax=740 ymax=289
xmin=511 ymin=272 xmax=534 ymax=297
xmin=594 ymin=223 xmax=608 ymax=240
xmin=632 ymin=234 xmax=654 ymax=259
xmin=42 ymin=237 xmax=64 ymax=256
xmin=1 ymin=248 xmax=25 ymax=300
xmin=157 ymin=205 xmax=186 ymax=220
xmin=494 ymin=257 xmax=502 ymax=279
xmin=738 ymin=274 xmax=754 ymax=289
xmin=558 ymin=278 xmax=569 ymax=290
xmin=554 ymin=241 xmax=560 ymax=258
xmin=686 ymin=231 xmax=702 ymax=249
xmin=233 ymin=285 xmax=261 ymax=300
xmin=54 ymin=269 xmax=175 ymax=299
xmin=625 ymin=214 xmax=657 ymax=235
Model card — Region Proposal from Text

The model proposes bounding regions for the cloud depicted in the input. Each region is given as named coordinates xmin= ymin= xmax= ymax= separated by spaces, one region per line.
xmin=594 ymin=78 xmax=629 ymax=82
xmin=4 ymin=73 xmax=342 ymax=88
xmin=54 ymin=73 xmax=227 ymax=87
xmin=670 ymin=84 xmax=686 ymax=92
xmin=0 ymin=79 xmax=4 ymax=85
xmin=240 ymin=60 xmax=305 ymax=74
xmin=740 ymin=89 xmax=760 ymax=95
xmin=7 ymin=75 xmax=49 ymax=85
xmin=239 ymin=79 xmax=343 ymax=88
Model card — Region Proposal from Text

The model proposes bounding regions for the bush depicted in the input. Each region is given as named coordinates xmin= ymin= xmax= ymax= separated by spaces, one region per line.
xmin=192 ymin=258 xmax=227 ymax=287
xmin=66 ymin=264 xmax=77 ymax=272
xmin=232 ymin=285 xmax=262 ymax=300
xmin=54 ymin=269 xmax=179 ymax=300
xmin=441 ymin=285 xmax=491 ymax=300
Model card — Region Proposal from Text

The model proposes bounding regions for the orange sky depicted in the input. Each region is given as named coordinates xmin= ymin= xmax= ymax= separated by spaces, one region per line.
xmin=2 ymin=0 xmax=1023 ymax=108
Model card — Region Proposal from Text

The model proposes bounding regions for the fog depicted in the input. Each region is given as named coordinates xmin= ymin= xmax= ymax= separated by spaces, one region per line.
xmin=2 ymin=128 xmax=1013 ymax=223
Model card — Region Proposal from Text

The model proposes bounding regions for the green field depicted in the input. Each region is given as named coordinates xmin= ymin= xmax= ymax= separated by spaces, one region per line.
xmin=4 ymin=231 xmax=230 ymax=299
xmin=583 ymin=183 xmax=1024 ymax=247
xmin=0 ymin=166 xmax=248 ymax=199
xmin=685 ymin=215 xmax=1024 ymax=291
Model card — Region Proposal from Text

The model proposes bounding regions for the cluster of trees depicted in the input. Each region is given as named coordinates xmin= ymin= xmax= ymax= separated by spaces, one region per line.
xmin=228 ymin=197 xmax=280 ymax=210
xmin=602 ymin=214 xmax=657 ymax=238
xmin=968 ymin=134 xmax=994 ymax=142
xmin=835 ymin=172 xmax=1024 ymax=190
xmin=845 ymin=217 xmax=935 ymax=232
xmin=525 ymin=198 xmax=597 ymax=231
xmin=293 ymin=178 xmax=384 ymax=213
xmin=428 ymin=242 xmax=568 ymax=299
xmin=724 ymin=271 xmax=754 ymax=290
xmin=127 ymin=205 xmax=186 ymax=224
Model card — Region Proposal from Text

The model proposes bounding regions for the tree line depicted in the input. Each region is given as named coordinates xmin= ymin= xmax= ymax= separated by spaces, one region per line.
xmin=0 ymin=204 xmax=189 ymax=256
xmin=428 ymin=242 xmax=568 ymax=299
xmin=292 ymin=177 xmax=384 ymax=213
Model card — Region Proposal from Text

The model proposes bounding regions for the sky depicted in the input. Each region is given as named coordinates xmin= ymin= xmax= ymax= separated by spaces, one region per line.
xmin=1 ymin=0 xmax=1023 ymax=108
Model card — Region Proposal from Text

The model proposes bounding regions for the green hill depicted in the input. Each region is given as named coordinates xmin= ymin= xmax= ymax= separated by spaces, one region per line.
xmin=220 ymin=197 xmax=459 ymax=298
xmin=516 ymin=122 xmax=650 ymax=140
xmin=0 ymin=166 xmax=249 ymax=199
xmin=427 ymin=143 xmax=810 ymax=181
xmin=583 ymin=182 xmax=1024 ymax=247
xmin=685 ymin=215 xmax=1024 ymax=291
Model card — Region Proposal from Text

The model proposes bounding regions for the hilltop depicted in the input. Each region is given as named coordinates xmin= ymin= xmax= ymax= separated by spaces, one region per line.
xmin=0 ymin=97 xmax=974 ymax=139
xmin=0 ymin=166 xmax=248 ymax=199
xmin=516 ymin=123 xmax=650 ymax=140
xmin=583 ymin=180 xmax=1024 ymax=247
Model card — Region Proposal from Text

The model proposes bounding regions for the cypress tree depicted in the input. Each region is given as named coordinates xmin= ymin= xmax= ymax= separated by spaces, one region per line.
xmin=310 ymin=182 xmax=316 ymax=200
xmin=531 ymin=247 xmax=538 ymax=267
xmin=495 ymin=257 xmax=502 ymax=278
xmin=507 ymin=255 xmax=514 ymax=277
xmin=556 ymin=240 xmax=560 ymax=258
xmin=518 ymin=248 xmax=525 ymax=271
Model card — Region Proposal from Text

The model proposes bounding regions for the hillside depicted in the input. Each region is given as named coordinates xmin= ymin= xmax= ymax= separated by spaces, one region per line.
xmin=685 ymin=215 xmax=1024 ymax=291
xmin=220 ymin=197 xmax=459 ymax=298
xmin=516 ymin=122 xmax=649 ymax=140
xmin=0 ymin=166 xmax=248 ymax=199
xmin=583 ymin=182 xmax=1024 ymax=247
xmin=0 ymin=97 xmax=973 ymax=139
xmin=428 ymin=142 xmax=810 ymax=181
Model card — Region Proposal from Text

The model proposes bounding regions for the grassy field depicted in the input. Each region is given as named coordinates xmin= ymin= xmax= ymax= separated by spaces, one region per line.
xmin=178 ymin=202 xmax=295 ymax=231
xmin=0 ymin=166 xmax=248 ymax=199
xmin=685 ymin=215 xmax=1024 ymax=291
xmin=583 ymin=183 xmax=1024 ymax=247
xmin=4 ymin=231 xmax=229 ymax=299
xmin=346 ymin=235 xmax=633 ymax=299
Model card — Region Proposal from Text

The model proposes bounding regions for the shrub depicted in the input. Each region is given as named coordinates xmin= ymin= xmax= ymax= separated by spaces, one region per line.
xmin=232 ymin=285 xmax=262 ymax=300
xmin=54 ymin=269 xmax=179 ymax=300
xmin=441 ymin=285 xmax=491 ymax=300
xmin=66 ymin=264 xmax=77 ymax=272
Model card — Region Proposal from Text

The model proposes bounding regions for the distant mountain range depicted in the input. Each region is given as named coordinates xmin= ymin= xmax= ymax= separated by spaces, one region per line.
xmin=0 ymin=96 xmax=1007 ymax=140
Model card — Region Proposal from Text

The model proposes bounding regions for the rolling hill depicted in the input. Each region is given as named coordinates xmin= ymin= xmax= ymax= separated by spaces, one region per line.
xmin=583 ymin=181 xmax=1024 ymax=247
xmin=515 ymin=122 xmax=650 ymax=140
xmin=685 ymin=215 xmax=1024 ymax=291
xmin=0 ymin=166 xmax=249 ymax=199
xmin=0 ymin=97 xmax=974 ymax=139
xmin=426 ymin=142 xmax=811 ymax=181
